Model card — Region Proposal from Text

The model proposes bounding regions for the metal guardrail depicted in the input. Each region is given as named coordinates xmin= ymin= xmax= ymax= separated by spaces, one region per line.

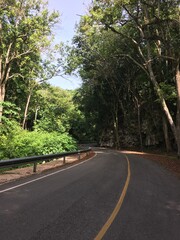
xmin=0 ymin=148 xmax=92 ymax=173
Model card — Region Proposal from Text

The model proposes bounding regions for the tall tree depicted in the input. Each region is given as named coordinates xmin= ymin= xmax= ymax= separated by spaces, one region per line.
xmin=0 ymin=0 xmax=59 ymax=122
xmin=81 ymin=0 xmax=180 ymax=155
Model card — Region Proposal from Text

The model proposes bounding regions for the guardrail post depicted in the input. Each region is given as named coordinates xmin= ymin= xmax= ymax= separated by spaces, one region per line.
xmin=33 ymin=163 xmax=37 ymax=173
xmin=63 ymin=156 xmax=66 ymax=164
xmin=78 ymin=151 xmax=81 ymax=161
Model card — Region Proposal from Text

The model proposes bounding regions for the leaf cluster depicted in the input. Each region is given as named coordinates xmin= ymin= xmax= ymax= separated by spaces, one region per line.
xmin=0 ymin=129 xmax=77 ymax=159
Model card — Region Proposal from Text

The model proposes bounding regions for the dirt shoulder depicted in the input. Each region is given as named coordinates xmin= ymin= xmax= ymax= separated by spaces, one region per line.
xmin=0 ymin=151 xmax=95 ymax=185
xmin=121 ymin=150 xmax=180 ymax=179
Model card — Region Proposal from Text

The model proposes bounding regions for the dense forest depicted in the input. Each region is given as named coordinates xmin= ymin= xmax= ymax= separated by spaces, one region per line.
xmin=0 ymin=0 xmax=180 ymax=159
xmin=68 ymin=0 xmax=180 ymax=155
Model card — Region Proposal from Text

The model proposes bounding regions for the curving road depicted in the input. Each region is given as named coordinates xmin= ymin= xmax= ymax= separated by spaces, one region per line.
xmin=0 ymin=148 xmax=179 ymax=240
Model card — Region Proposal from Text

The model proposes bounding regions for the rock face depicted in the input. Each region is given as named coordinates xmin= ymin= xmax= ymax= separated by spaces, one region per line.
xmin=98 ymin=131 xmax=163 ymax=149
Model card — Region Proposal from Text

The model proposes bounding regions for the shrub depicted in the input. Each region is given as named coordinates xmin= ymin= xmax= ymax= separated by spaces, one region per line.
xmin=0 ymin=129 xmax=77 ymax=159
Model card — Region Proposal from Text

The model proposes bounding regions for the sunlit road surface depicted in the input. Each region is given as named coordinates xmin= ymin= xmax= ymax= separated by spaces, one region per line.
xmin=0 ymin=148 xmax=179 ymax=240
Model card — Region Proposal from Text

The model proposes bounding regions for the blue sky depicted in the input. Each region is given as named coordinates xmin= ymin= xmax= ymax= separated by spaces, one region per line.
xmin=47 ymin=0 xmax=91 ymax=90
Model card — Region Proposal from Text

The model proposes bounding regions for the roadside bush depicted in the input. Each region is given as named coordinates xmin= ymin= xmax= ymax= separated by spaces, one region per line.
xmin=0 ymin=129 xmax=77 ymax=159
xmin=0 ymin=120 xmax=22 ymax=159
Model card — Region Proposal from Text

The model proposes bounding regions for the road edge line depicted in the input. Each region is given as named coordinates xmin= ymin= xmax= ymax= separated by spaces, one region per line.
xmin=0 ymin=153 xmax=97 ymax=194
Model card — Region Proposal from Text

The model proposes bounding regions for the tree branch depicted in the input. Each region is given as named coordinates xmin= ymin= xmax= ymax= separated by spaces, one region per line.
xmin=118 ymin=54 xmax=149 ymax=77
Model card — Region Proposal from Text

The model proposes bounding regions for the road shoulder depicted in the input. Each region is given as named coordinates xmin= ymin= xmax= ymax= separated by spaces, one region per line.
xmin=0 ymin=151 xmax=95 ymax=185
xmin=121 ymin=150 xmax=180 ymax=179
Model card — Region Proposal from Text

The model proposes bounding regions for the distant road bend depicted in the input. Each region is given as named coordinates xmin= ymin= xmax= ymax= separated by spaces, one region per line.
xmin=0 ymin=148 xmax=179 ymax=240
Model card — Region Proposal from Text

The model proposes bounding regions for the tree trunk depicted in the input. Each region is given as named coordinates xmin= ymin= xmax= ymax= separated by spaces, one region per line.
xmin=134 ymin=96 xmax=143 ymax=151
xmin=34 ymin=107 xmax=39 ymax=123
xmin=146 ymin=43 xmax=178 ymax=144
xmin=113 ymin=105 xmax=120 ymax=149
xmin=175 ymin=60 xmax=180 ymax=157
xmin=22 ymin=91 xmax=32 ymax=129
xmin=137 ymin=104 xmax=143 ymax=152
xmin=114 ymin=117 xmax=120 ymax=149
xmin=0 ymin=84 xmax=6 ymax=124
xmin=162 ymin=115 xmax=172 ymax=153
xmin=141 ymin=3 xmax=179 ymax=155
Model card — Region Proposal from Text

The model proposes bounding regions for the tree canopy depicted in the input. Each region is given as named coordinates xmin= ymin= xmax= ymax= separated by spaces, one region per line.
xmin=0 ymin=0 xmax=59 ymax=122
xmin=0 ymin=0 xmax=180 ymax=158
xmin=67 ymin=0 xmax=180 ymax=154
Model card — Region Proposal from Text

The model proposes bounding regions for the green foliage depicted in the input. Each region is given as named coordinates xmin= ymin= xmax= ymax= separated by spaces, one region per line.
xmin=0 ymin=86 xmax=80 ymax=160
xmin=67 ymin=0 xmax=180 ymax=150
xmin=0 ymin=120 xmax=22 ymax=159
xmin=0 ymin=0 xmax=61 ymax=128
xmin=1 ymin=0 xmax=179 ymax=155
xmin=34 ymin=85 xmax=76 ymax=133
xmin=0 ymin=0 xmax=60 ymax=76
xmin=0 ymin=101 xmax=20 ymax=125
xmin=159 ymin=83 xmax=177 ymax=101
xmin=0 ymin=129 xmax=77 ymax=159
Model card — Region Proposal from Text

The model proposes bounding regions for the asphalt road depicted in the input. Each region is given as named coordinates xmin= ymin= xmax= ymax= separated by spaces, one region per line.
xmin=0 ymin=149 xmax=179 ymax=240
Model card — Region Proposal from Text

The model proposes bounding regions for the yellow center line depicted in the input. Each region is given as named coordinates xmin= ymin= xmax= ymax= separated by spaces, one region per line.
xmin=94 ymin=154 xmax=131 ymax=240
